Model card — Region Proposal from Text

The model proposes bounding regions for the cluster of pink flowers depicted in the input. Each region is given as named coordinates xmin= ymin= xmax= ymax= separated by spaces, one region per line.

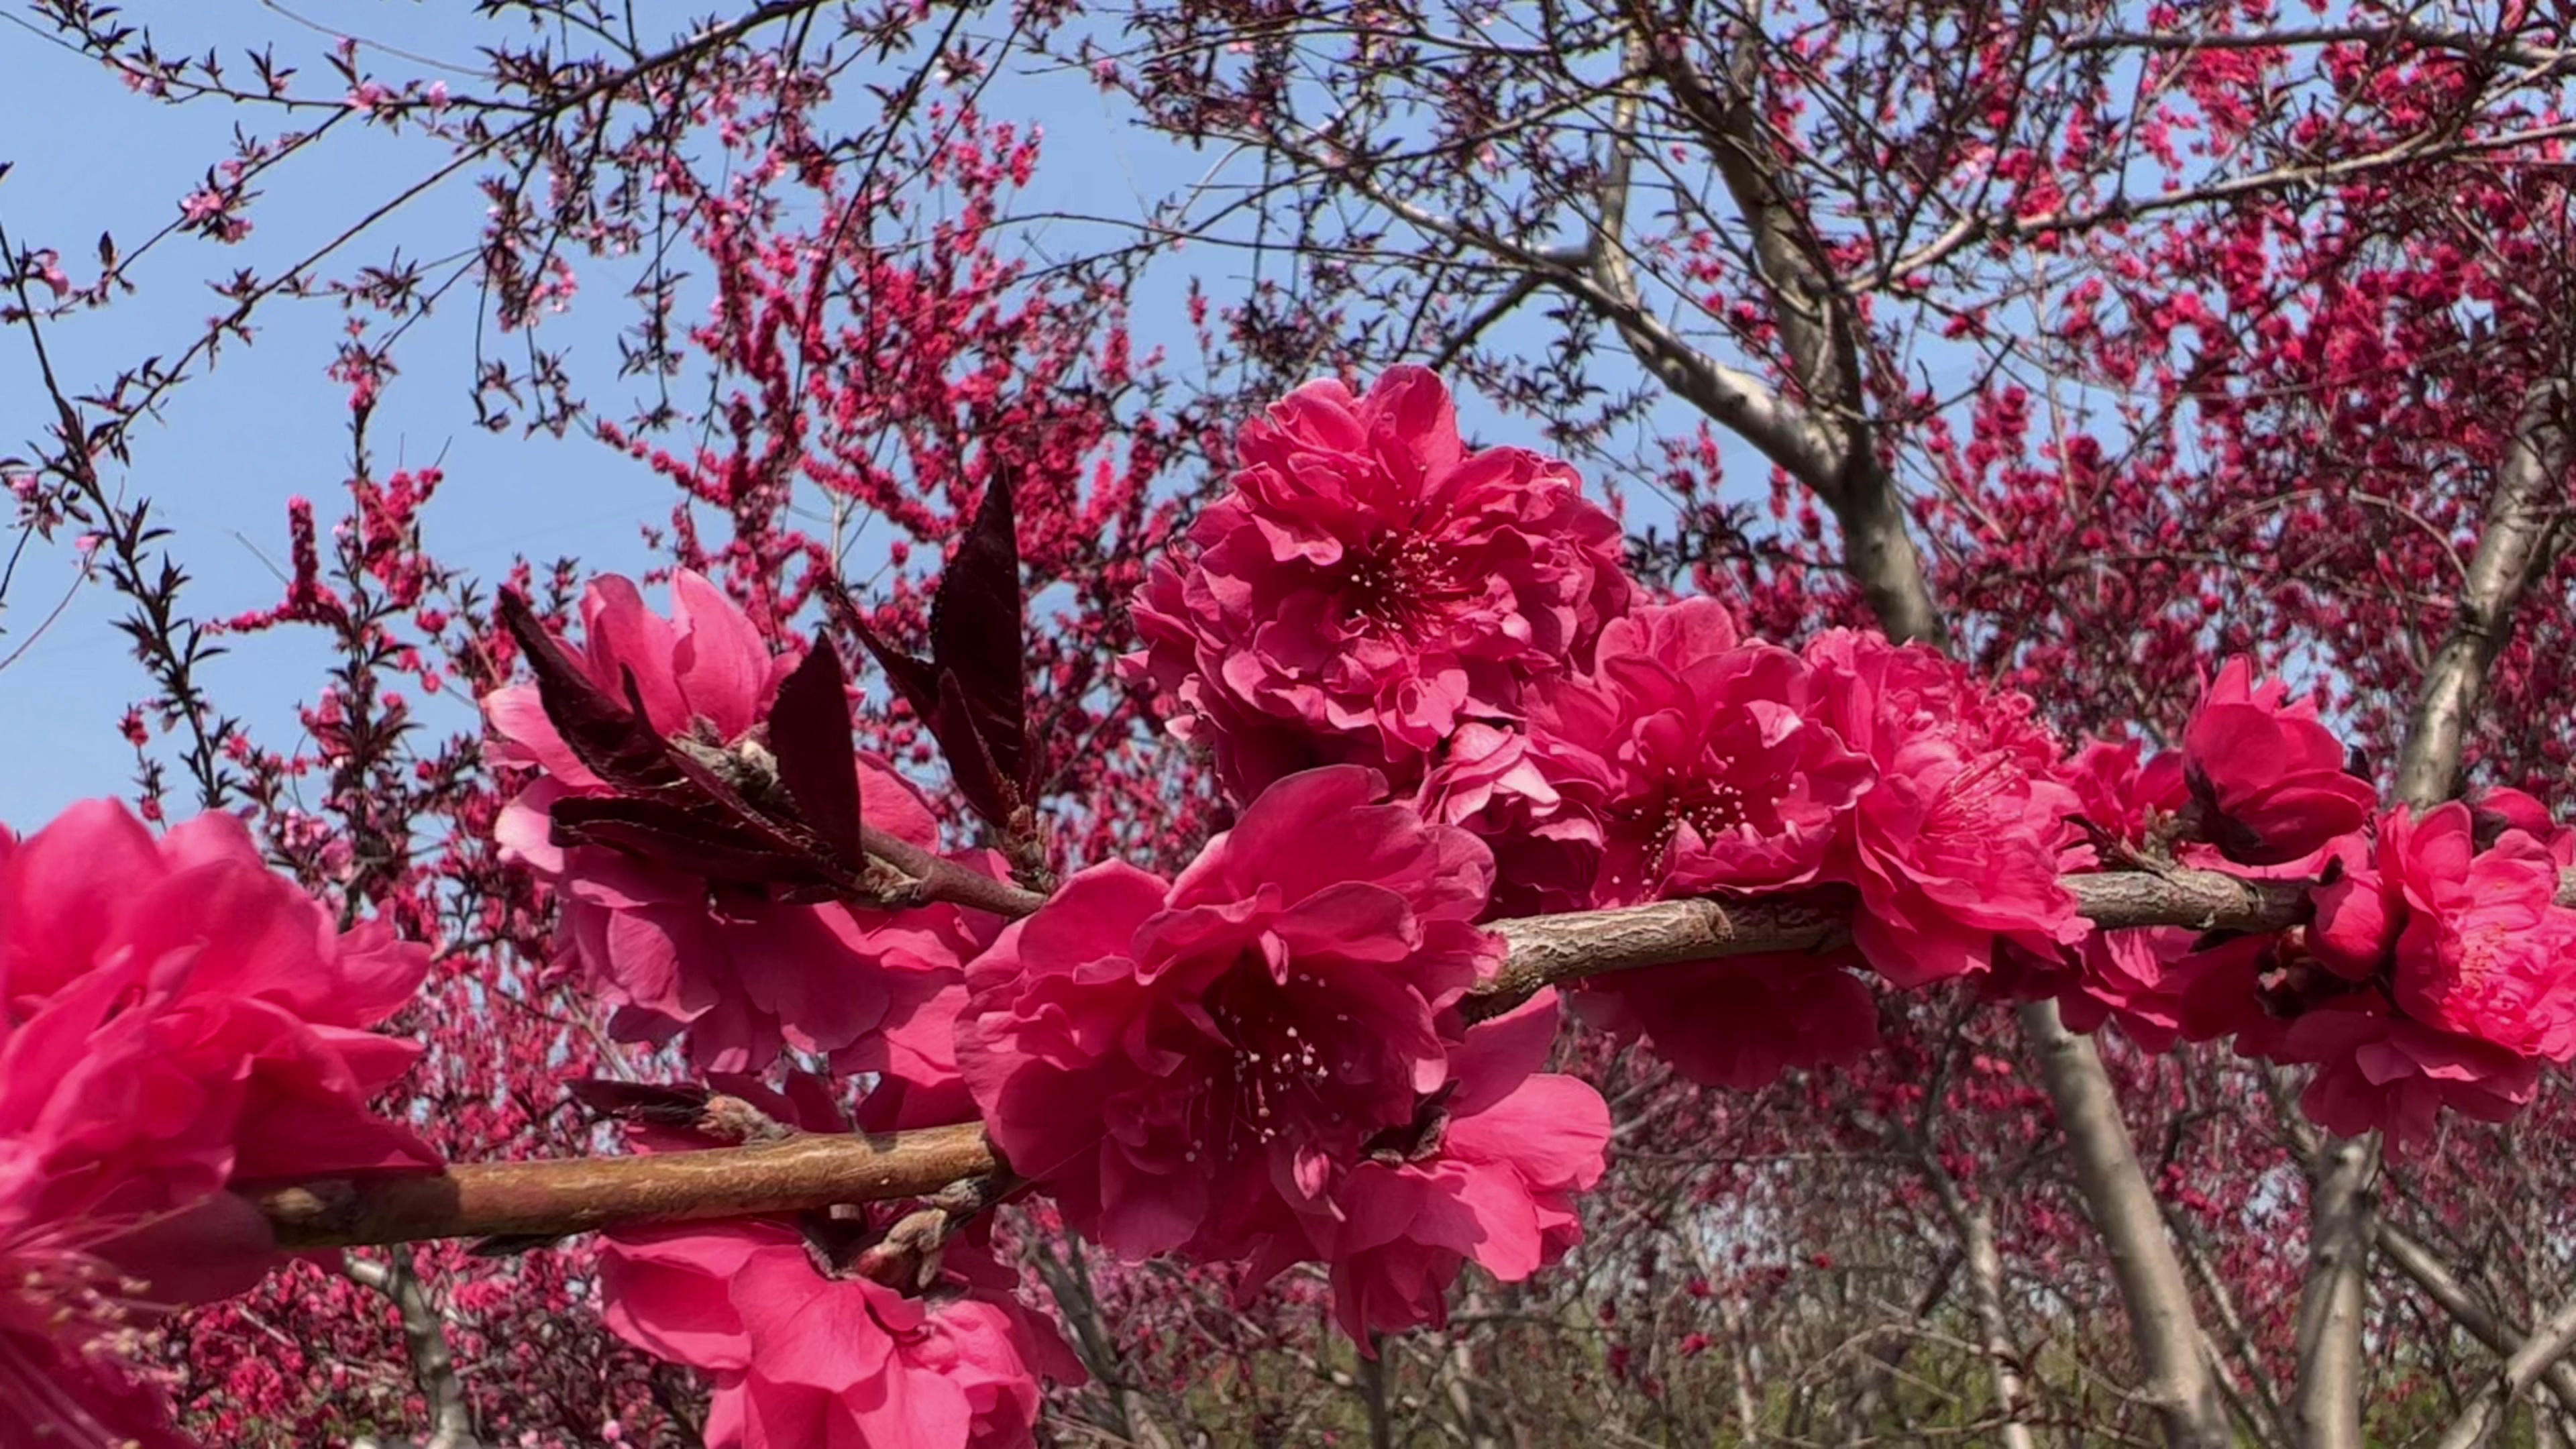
xmin=1 ymin=800 xmax=435 ymax=1447
xmin=956 ymin=766 xmax=1607 ymax=1337
xmin=2041 ymin=665 xmax=2576 ymax=1148
xmin=464 ymin=367 xmax=2576 ymax=1444
xmin=1420 ymin=600 xmax=2086 ymax=1089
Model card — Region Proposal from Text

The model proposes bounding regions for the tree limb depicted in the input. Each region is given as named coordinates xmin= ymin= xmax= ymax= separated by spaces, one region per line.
xmin=345 ymin=1250 xmax=480 ymax=1449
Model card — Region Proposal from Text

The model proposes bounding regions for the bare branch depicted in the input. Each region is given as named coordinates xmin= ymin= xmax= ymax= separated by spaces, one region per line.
xmin=2435 ymin=1292 xmax=2576 ymax=1449
xmin=2379 ymin=1222 xmax=2576 ymax=1417
xmin=345 ymin=1250 xmax=480 ymax=1449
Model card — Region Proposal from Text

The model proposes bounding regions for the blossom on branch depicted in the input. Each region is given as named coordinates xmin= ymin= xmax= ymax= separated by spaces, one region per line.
xmin=2180 ymin=656 xmax=2375 ymax=867
xmin=596 ymin=1075 xmax=1083 ymax=1449
xmin=1804 ymin=629 xmax=2088 ymax=989
xmin=1271 ymin=990 xmax=1609 ymax=1344
xmin=0 ymin=800 xmax=435 ymax=1448
xmin=2271 ymin=802 xmax=2576 ymax=1143
xmin=956 ymin=765 xmax=1500 ymax=1261
xmin=484 ymin=572 xmax=985 ymax=1075
xmin=1532 ymin=598 xmax=1874 ymax=906
xmin=1128 ymin=366 xmax=1629 ymax=798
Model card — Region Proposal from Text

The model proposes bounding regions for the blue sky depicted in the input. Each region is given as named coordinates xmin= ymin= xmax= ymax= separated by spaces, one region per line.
xmin=0 ymin=1 xmax=1721 ymax=828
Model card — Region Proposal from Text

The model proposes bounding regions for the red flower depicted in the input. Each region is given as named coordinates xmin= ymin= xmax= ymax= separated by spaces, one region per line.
xmin=1532 ymin=598 xmax=1874 ymax=906
xmin=957 ymin=767 xmax=1499 ymax=1260
xmin=2309 ymin=804 xmax=2576 ymax=1060
xmin=2180 ymin=657 xmax=2375 ymax=866
xmin=0 ymin=800 xmax=436 ymax=1449
xmin=1128 ymin=367 xmax=1629 ymax=798
xmin=485 ymin=572 xmax=985 ymax=1074
xmin=1414 ymin=722 xmax=1601 ymax=920
xmin=2265 ymin=1002 xmax=2538 ymax=1147
xmin=1269 ymin=992 xmax=1608 ymax=1344
xmin=602 ymin=1224 xmax=1084 ymax=1449
xmin=597 ymin=1076 xmax=1082 ymax=1449
xmin=1803 ymin=630 xmax=2086 ymax=988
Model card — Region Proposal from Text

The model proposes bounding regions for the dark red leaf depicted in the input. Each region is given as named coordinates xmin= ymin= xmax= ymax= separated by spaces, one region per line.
xmin=496 ymin=590 xmax=680 ymax=794
xmin=768 ymin=639 xmax=865 ymax=867
xmin=933 ymin=665 xmax=1013 ymax=826
xmin=820 ymin=572 xmax=943 ymax=722
xmin=928 ymin=470 xmax=1031 ymax=796
xmin=549 ymin=795 xmax=831 ymax=890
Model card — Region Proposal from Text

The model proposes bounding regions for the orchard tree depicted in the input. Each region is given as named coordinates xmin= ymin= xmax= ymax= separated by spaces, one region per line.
xmin=5 ymin=3 xmax=2576 ymax=1448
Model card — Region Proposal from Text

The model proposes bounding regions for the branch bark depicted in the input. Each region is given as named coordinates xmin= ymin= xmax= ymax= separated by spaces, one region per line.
xmin=345 ymin=1250 xmax=479 ymax=1449
xmin=2020 ymin=999 xmax=2231 ymax=1448
xmin=2379 ymin=1222 xmax=2576 ymax=1416
xmin=2434 ymin=1292 xmax=2576 ymax=1449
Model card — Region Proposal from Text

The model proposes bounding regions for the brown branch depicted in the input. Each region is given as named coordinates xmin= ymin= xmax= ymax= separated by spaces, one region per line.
xmin=248 ymin=1122 xmax=998 ymax=1248
xmin=239 ymin=865 xmax=2576 ymax=1252
xmin=2435 ymin=1291 xmax=2576 ymax=1449
xmin=2378 ymin=1222 xmax=2576 ymax=1417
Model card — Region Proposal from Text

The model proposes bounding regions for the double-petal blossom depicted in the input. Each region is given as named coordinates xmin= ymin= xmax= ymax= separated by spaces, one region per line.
xmin=1128 ymin=367 xmax=1629 ymax=798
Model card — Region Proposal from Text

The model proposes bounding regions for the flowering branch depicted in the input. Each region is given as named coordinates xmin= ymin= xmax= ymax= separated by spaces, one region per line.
xmin=239 ymin=864 xmax=2575 ymax=1250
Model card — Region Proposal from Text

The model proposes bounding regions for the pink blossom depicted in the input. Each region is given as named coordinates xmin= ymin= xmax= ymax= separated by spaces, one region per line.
xmin=484 ymin=572 xmax=984 ymax=1073
xmin=2037 ymin=737 xmax=2196 ymax=1046
xmin=957 ymin=767 xmax=1499 ymax=1260
xmin=2308 ymin=804 xmax=2576 ymax=1060
xmin=600 ymin=1224 xmax=1083 ymax=1449
xmin=1413 ymin=722 xmax=1599 ymax=919
xmin=1128 ymin=367 xmax=1629 ymax=797
xmin=1803 ymin=630 xmax=2086 ymax=988
xmin=0 ymin=800 xmax=437 ymax=1448
xmin=2265 ymin=1000 xmax=2538 ymax=1147
xmin=2180 ymin=657 xmax=2375 ymax=866
xmin=1532 ymin=598 xmax=1873 ymax=906
xmin=1254 ymin=992 xmax=1607 ymax=1343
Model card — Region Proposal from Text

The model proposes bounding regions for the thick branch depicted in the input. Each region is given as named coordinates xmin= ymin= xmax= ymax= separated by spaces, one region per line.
xmin=2021 ymin=998 xmax=2233 ymax=1448
xmin=2393 ymin=379 xmax=2573 ymax=808
xmin=345 ymin=1250 xmax=479 ymax=1449
xmin=2298 ymin=376 xmax=2573 ymax=1449
xmin=235 ymin=865 xmax=2562 ymax=1250
xmin=2291 ymin=1134 xmax=2380 ymax=1449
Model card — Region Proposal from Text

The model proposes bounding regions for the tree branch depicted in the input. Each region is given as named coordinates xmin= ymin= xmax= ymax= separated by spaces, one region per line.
xmin=234 ymin=863 xmax=2569 ymax=1251
xmin=2379 ymin=1222 xmax=2576 ymax=1416
xmin=2435 ymin=1291 xmax=2576 ymax=1449
xmin=2019 ymin=998 xmax=2232 ymax=1448
xmin=345 ymin=1250 xmax=480 ymax=1449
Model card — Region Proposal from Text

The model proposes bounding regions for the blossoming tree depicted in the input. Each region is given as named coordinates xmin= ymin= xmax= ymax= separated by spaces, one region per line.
xmin=8 ymin=3 xmax=2576 ymax=1448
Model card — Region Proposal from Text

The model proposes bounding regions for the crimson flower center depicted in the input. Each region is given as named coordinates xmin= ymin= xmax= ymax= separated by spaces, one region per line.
xmin=1340 ymin=533 xmax=1471 ymax=635
xmin=1628 ymin=765 xmax=1753 ymax=873
xmin=1193 ymin=965 xmax=1352 ymax=1161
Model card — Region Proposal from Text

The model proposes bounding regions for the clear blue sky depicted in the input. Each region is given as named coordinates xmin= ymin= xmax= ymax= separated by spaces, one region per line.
xmin=0 ymin=1 xmax=1712 ymax=828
